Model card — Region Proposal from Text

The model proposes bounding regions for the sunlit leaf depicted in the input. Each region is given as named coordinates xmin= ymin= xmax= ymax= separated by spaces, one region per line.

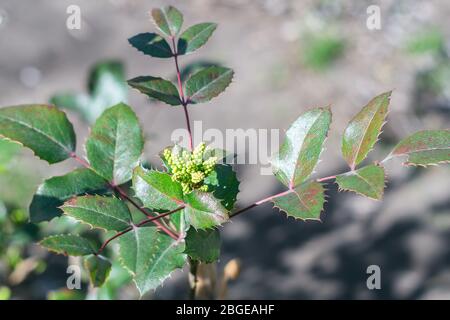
xmin=335 ymin=164 xmax=385 ymax=200
xmin=271 ymin=108 xmax=331 ymax=188
xmin=388 ymin=129 xmax=450 ymax=166
xmin=62 ymin=195 xmax=132 ymax=231
xmin=342 ymin=92 xmax=391 ymax=169
xmin=272 ymin=181 xmax=325 ymax=220
xmin=40 ymin=234 xmax=96 ymax=256
xmin=178 ymin=23 xmax=217 ymax=55
xmin=132 ymin=166 xmax=183 ymax=211
xmin=86 ymin=103 xmax=144 ymax=185
xmin=185 ymin=66 xmax=233 ymax=104
xmin=151 ymin=6 xmax=183 ymax=37
xmin=184 ymin=191 xmax=228 ymax=230
xmin=0 ymin=105 xmax=76 ymax=164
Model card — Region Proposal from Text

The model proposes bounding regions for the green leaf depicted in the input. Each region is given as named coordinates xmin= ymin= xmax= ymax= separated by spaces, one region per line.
xmin=0 ymin=105 xmax=76 ymax=164
xmin=86 ymin=103 xmax=144 ymax=185
xmin=335 ymin=164 xmax=385 ymax=200
xmin=151 ymin=6 xmax=183 ymax=37
xmin=118 ymin=226 xmax=186 ymax=295
xmin=203 ymin=147 xmax=235 ymax=164
xmin=204 ymin=164 xmax=240 ymax=211
xmin=184 ymin=191 xmax=229 ymax=230
xmin=178 ymin=23 xmax=217 ymax=55
xmin=185 ymin=228 xmax=221 ymax=263
xmin=51 ymin=60 xmax=128 ymax=124
xmin=271 ymin=108 xmax=331 ymax=188
xmin=30 ymin=168 xmax=108 ymax=223
xmin=388 ymin=129 xmax=450 ymax=166
xmin=133 ymin=166 xmax=228 ymax=230
xmin=84 ymin=255 xmax=112 ymax=287
xmin=132 ymin=166 xmax=184 ymax=211
xmin=185 ymin=66 xmax=234 ymax=104
xmin=128 ymin=33 xmax=173 ymax=58
xmin=40 ymin=234 xmax=96 ymax=256
xmin=272 ymin=181 xmax=325 ymax=221
xmin=127 ymin=76 xmax=181 ymax=106
xmin=62 ymin=195 xmax=132 ymax=231
xmin=342 ymin=92 xmax=391 ymax=169
xmin=0 ymin=138 xmax=20 ymax=170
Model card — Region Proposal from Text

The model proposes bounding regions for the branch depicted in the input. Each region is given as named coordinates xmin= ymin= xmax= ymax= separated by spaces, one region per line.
xmin=171 ymin=36 xmax=193 ymax=151
xmin=69 ymin=153 xmax=179 ymax=239
xmin=230 ymin=189 xmax=293 ymax=218
xmin=230 ymin=172 xmax=342 ymax=218
xmin=96 ymin=206 xmax=185 ymax=255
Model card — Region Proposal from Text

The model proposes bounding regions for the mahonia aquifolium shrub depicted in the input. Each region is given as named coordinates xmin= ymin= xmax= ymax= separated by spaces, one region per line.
xmin=0 ymin=5 xmax=448 ymax=296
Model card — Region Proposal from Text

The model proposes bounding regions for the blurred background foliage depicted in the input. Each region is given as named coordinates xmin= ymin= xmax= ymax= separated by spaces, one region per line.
xmin=0 ymin=0 xmax=449 ymax=299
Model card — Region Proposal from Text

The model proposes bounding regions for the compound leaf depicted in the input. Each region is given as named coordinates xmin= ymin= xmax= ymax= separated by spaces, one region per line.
xmin=118 ymin=226 xmax=186 ymax=295
xmin=86 ymin=103 xmax=144 ymax=185
xmin=128 ymin=33 xmax=173 ymax=58
xmin=0 ymin=105 xmax=76 ymax=164
xmin=84 ymin=255 xmax=112 ymax=287
xmin=388 ymin=129 xmax=450 ymax=166
xmin=335 ymin=164 xmax=385 ymax=200
xmin=40 ymin=234 xmax=96 ymax=256
xmin=185 ymin=228 xmax=221 ymax=263
xmin=62 ymin=195 xmax=132 ymax=231
xmin=151 ymin=6 xmax=183 ymax=37
xmin=30 ymin=168 xmax=109 ymax=223
xmin=185 ymin=66 xmax=233 ymax=104
xmin=272 ymin=181 xmax=325 ymax=221
xmin=271 ymin=108 xmax=331 ymax=188
xmin=178 ymin=23 xmax=217 ymax=55
xmin=342 ymin=92 xmax=391 ymax=169
xmin=127 ymin=76 xmax=181 ymax=106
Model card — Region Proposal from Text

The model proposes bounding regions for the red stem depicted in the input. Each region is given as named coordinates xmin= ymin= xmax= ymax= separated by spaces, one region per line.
xmin=96 ymin=206 xmax=184 ymax=255
xmin=96 ymin=227 xmax=132 ymax=255
xmin=69 ymin=153 xmax=179 ymax=239
xmin=231 ymin=172 xmax=342 ymax=218
xmin=112 ymin=185 xmax=179 ymax=239
xmin=171 ymin=36 xmax=193 ymax=151
xmin=230 ymin=189 xmax=293 ymax=218
xmin=316 ymin=175 xmax=337 ymax=183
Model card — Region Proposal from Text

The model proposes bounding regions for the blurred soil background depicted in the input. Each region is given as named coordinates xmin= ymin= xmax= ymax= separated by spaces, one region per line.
xmin=0 ymin=0 xmax=449 ymax=299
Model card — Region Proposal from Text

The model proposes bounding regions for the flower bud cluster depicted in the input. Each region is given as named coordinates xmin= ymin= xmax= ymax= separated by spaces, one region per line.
xmin=163 ymin=143 xmax=217 ymax=194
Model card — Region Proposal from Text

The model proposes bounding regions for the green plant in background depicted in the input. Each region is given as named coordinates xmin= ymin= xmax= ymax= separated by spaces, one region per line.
xmin=0 ymin=138 xmax=44 ymax=300
xmin=0 ymin=6 xmax=449 ymax=299
xmin=407 ymin=27 xmax=450 ymax=116
xmin=301 ymin=31 xmax=345 ymax=71
xmin=406 ymin=27 xmax=445 ymax=56
xmin=51 ymin=60 xmax=128 ymax=124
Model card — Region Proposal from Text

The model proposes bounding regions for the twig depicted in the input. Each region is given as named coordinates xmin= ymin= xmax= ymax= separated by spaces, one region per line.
xmin=171 ymin=36 xmax=193 ymax=151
